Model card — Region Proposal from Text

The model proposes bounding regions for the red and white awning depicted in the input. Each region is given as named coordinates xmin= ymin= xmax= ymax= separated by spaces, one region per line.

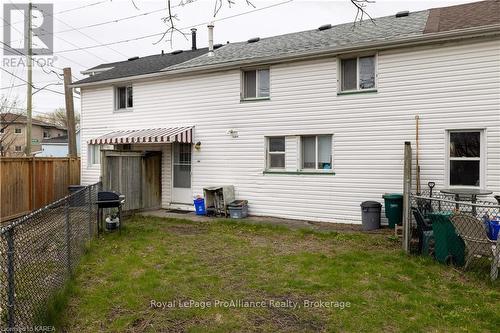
xmin=88 ymin=126 xmax=194 ymax=145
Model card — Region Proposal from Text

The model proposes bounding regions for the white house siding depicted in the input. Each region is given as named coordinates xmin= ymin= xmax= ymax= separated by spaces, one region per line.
xmin=80 ymin=37 xmax=500 ymax=224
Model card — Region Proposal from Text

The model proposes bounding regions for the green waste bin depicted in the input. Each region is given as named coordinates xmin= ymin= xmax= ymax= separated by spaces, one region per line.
xmin=428 ymin=211 xmax=465 ymax=266
xmin=382 ymin=193 xmax=403 ymax=228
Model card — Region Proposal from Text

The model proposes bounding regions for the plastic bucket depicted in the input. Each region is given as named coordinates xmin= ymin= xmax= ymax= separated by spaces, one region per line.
xmin=489 ymin=219 xmax=500 ymax=240
xmin=193 ymin=198 xmax=206 ymax=215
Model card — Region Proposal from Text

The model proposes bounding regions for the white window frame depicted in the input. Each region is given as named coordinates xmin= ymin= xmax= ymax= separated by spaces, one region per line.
xmin=266 ymin=136 xmax=285 ymax=170
xmin=14 ymin=127 xmax=22 ymax=134
xmin=14 ymin=145 xmax=22 ymax=152
xmin=88 ymin=144 xmax=101 ymax=166
xmin=114 ymin=84 xmax=133 ymax=111
xmin=338 ymin=53 xmax=378 ymax=93
xmin=241 ymin=67 xmax=271 ymax=101
xmin=300 ymin=135 xmax=333 ymax=172
xmin=43 ymin=130 xmax=50 ymax=139
xmin=445 ymin=129 xmax=486 ymax=189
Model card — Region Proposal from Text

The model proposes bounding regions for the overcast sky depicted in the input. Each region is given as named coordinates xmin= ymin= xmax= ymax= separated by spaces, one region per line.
xmin=1 ymin=0 xmax=478 ymax=116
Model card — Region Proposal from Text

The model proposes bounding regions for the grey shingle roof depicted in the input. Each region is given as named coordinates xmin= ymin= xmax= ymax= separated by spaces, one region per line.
xmin=166 ymin=10 xmax=430 ymax=72
xmin=73 ymin=48 xmax=209 ymax=85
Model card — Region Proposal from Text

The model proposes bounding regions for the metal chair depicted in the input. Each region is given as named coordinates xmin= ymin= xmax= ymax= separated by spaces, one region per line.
xmin=450 ymin=212 xmax=500 ymax=280
xmin=411 ymin=207 xmax=434 ymax=256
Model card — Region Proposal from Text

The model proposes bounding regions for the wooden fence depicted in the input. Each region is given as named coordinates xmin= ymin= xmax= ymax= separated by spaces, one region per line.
xmin=0 ymin=157 xmax=80 ymax=222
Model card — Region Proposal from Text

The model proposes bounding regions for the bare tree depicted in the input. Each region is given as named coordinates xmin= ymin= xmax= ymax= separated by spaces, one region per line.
xmin=130 ymin=0 xmax=375 ymax=45
xmin=0 ymin=97 xmax=23 ymax=157
xmin=35 ymin=107 xmax=80 ymax=129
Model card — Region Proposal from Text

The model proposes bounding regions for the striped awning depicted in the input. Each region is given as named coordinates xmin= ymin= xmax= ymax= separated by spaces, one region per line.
xmin=88 ymin=126 xmax=194 ymax=145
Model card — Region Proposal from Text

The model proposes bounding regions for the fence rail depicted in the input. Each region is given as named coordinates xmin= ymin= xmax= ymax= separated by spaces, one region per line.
xmin=0 ymin=182 xmax=101 ymax=330
xmin=409 ymin=192 xmax=500 ymax=280
xmin=0 ymin=157 xmax=80 ymax=222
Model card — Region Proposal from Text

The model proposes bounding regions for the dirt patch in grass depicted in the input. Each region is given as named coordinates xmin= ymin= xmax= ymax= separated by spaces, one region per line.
xmin=165 ymin=223 xmax=209 ymax=236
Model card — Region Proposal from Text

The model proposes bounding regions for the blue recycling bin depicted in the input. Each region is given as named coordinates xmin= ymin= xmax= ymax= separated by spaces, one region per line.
xmin=193 ymin=198 xmax=206 ymax=215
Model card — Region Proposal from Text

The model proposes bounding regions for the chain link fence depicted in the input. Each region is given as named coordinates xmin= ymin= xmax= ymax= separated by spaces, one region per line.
xmin=409 ymin=191 xmax=500 ymax=280
xmin=0 ymin=182 xmax=101 ymax=330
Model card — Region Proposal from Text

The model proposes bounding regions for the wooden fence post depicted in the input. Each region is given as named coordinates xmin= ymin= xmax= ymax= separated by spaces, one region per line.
xmin=402 ymin=141 xmax=412 ymax=253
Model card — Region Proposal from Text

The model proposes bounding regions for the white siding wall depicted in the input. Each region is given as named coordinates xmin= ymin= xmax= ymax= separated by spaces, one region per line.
xmin=80 ymin=38 xmax=500 ymax=223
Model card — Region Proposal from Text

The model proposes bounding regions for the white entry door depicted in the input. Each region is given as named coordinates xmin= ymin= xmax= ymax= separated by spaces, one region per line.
xmin=172 ymin=143 xmax=192 ymax=204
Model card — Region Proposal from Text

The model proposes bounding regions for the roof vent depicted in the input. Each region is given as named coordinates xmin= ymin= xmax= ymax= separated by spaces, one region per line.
xmin=395 ymin=10 xmax=409 ymax=18
xmin=213 ymin=43 xmax=223 ymax=49
xmin=318 ymin=24 xmax=332 ymax=31
xmin=127 ymin=56 xmax=139 ymax=61
xmin=247 ymin=37 xmax=260 ymax=43
xmin=171 ymin=50 xmax=183 ymax=55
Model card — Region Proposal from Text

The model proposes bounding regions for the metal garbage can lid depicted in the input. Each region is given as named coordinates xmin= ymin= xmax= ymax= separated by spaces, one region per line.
xmin=360 ymin=201 xmax=382 ymax=208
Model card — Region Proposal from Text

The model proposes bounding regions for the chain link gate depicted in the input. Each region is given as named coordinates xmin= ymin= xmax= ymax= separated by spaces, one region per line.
xmin=408 ymin=190 xmax=500 ymax=280
xmin=0 ymin=182 xmax=101 ymax=330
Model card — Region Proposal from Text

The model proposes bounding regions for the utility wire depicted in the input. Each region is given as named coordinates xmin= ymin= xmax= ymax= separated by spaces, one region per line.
xmin=19 ymin=0 xmax=199 ymax=38
xmin=56 ymin=0 xmax=294 ymax=54
xmin=33 ymin=3 xmax=128 ymax=59
xmin=0 ymin=18 xmax=90 ymax=70
xmin=7 ymin=1 xmax=110 ymax=63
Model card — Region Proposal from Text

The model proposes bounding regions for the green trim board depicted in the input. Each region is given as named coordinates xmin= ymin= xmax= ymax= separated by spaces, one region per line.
xmin=337 ymin=89 xmax=377 ymax=96
xmin=263 ymin=170 xmax=336 ymax=175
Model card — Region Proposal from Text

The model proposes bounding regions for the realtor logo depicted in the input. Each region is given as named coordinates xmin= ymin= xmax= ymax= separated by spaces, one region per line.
xmin=3 ymin=3 xmax=53 ymax=56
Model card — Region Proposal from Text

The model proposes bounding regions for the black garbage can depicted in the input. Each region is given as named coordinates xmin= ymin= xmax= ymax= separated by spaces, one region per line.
xmin=361 ymin=201 xmax=382 ymax=231
xmin=68 ymin=185 xmax=86 ymax=206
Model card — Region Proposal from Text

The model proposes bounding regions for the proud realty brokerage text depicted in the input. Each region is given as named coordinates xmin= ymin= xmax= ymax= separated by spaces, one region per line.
xmin=151 ymin=299 xmax=351 ymax=310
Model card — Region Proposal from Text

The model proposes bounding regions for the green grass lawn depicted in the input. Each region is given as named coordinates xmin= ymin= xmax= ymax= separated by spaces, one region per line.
xmin=51 ymin=216 xmax=499 ymax=332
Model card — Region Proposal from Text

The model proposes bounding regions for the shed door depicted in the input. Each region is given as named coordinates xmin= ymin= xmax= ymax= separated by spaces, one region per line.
xmin=102 ymin=151 xmax=161 ymax=211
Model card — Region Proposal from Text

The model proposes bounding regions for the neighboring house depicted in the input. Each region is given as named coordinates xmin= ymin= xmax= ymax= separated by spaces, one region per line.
xmin=0 ymin=113 xmax=67 ymax=157
xmin=40 ymin=130 xmax=80 ymax=157
xmin=74 ymin=1 xmax=500 ymax=224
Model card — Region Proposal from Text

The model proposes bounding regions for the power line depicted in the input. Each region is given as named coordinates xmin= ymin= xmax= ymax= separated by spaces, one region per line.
xmin=7 ymin=1 xmax=111 ymax=64
xmin=0 ymin=67 xmax=80 ymax=99
xmin=1 ymin=16 xmax=91 ymax=70
xmin=32 ymin=3 xmax=128 ymax=59
xmin=3 ymin=0 xmax=110 ymax=27
xmin=56 ymin=0 xmax=294 ymax=54
xmin=20 ymin=0 xmax=199 ymax=38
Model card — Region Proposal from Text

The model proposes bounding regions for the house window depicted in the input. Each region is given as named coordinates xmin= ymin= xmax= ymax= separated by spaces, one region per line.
xmin=14 ymin=128 xmax=22 ymax=134
xmin=88 ymin=145 xmax=101 ymax=165
xmin=115 ymin=85 xmax=133 ymax=110
xmin=448 ymin=130 xmax=483 ymax=187
xmin=301 ymin=135 xmax=332 ymax=170
xmin=15 ymin=145 xmax=22 ymax=152
xmin=267 ymin=137 xmax=285 ymax=169
xmin=0 ymin=128 xmax=4 ymax=133
xmin=43 ymin=130 xmax=50 ymax=138
xmin=242 ymin=68 xmax=270 ymax=100
xmin=340 ymin=55 xmax=376 ymax=92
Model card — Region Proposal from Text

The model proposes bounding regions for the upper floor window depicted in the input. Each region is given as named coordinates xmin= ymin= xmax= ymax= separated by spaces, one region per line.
xmin=115 ymin=85 xmax=133 ymax=110
xmin=242 ymin=68 xmax=270 ymax=100
xmin=340 ymin=55 xmax=376 ymax=92
xmin=267 ymin=137 xmax=285 ymax=169
xmin=14 ymin=128 xmax=22 ymax=134
xmin=15 ymin=145 xmax=22 ymax=152
xmin=301 ymin=135 xmax=332 ymax=170
xmin=43 ymin=130 xmax=50 ymax=138
xmin=448 ymin=130 xmax=483 ymax=187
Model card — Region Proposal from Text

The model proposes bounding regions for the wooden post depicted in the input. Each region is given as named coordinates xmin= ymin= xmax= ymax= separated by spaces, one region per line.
xmin=402 ymin=141 xmax=412 ymax=253
xmin=63 ymin=68 xmax=77 ymax=158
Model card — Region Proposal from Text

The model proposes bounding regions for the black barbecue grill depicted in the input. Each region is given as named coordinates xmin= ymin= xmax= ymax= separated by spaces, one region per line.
xmin=96 ymin=191 xmax=125 ymax=233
